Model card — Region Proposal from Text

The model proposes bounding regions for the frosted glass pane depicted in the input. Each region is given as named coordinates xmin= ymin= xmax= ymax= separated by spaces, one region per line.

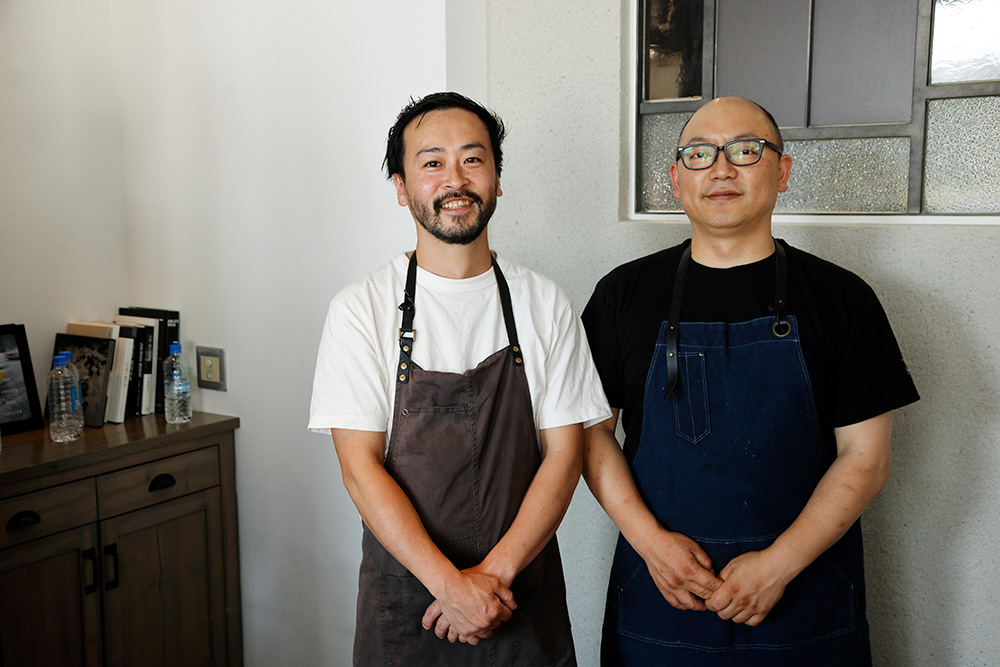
xmin=924 ymin=97 xmax=1000 ymax=214
xmin=776 ymin=138 xmax=910 ymax=214
xmin=930 ymin=0 xmax=1000 ymax=84
xmin=639 ymin=112 xmax=690 ymax=212
xmin=646 ymin=0 xmax=703 ymax=100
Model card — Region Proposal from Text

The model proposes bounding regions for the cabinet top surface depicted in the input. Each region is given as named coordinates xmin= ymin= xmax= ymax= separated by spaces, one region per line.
xmin=0 ymin=412 xmax=240 ymax=488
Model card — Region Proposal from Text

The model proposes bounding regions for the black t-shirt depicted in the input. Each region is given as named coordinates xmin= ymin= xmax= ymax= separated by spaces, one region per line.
xmin=582 ymin=239 xmax=920 ymax=457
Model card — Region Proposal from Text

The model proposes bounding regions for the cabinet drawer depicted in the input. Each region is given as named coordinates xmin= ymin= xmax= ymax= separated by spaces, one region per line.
xmin=96 ymin=447 xmax=220 ymax=519
xmin=0 ymin=479 xmax=97 ymax=549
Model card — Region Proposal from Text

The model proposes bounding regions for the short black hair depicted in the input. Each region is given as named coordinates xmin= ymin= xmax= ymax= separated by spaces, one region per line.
xmin=384 ymin=92 xmax=506 ymax=181
xmin=678 ymin=98 xmax=784 ymax=153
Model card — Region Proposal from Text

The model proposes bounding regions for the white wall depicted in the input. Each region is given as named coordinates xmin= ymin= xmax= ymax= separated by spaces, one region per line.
xmin=0 ymin=0 xmax=129 ymax=387
xmin=487 ymin=1 xmax=1000 ymax=666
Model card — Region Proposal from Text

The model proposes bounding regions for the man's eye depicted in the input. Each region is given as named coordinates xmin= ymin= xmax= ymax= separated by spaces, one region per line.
xmin=423 ymin=161 xmax=441 ymax=168
xmin=465 ymin=156 xmax=481 ymax=163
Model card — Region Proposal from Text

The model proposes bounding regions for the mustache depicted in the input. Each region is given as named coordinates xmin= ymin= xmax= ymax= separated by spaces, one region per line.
xmin=434 ymin=190 xmax=483 ymax=211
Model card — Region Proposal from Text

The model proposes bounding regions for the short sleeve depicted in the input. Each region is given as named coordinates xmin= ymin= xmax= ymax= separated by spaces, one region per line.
xmin=307 ymin=293 xmax=390 ymax=434
xmin=832 ymin=283 xmax=919 ymax=427
xmin=582 ymin=274 xmax=623 ymax=409
xmin=535 ymin=297 xmax=611 ymax=431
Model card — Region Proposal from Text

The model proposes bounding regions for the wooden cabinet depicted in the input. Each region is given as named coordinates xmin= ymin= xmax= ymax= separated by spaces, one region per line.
xmin=0 ymin=412 xmax=241 ymax=666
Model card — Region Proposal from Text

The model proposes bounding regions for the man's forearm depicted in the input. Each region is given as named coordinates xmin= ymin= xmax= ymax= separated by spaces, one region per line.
xmin=332 ymin=429 xmax=466 ymax=598
xmin=707 ymin=412 xmax=894 ymax=623
xmin=582 ymin=414 xmax=667 ymax=552
xmin=479 ymin=423 xmax=583 ymax=586
xmin=583 ymin=414 xmax=722 ymax=607
xmin=758 ymin=412 xmax=893 ymax=580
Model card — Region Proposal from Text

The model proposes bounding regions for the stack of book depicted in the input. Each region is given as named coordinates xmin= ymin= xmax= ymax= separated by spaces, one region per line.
xmin=53 ymin=308 xmax=179 ymax=427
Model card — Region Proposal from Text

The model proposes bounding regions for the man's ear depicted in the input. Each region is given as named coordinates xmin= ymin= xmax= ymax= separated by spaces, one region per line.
xmin=777 ymin=154 xmax=792 ymax=193
xmin=669 ymin=162 xmax=681 ymax=200
xmin=393 ymin=173 xmax=408 ymax=207
xmin=496 ymin=179 xmax=503 ymax=198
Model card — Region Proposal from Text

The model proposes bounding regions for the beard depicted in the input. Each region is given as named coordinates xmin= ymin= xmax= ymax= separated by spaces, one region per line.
xmin=411 ymin=189 xmax=496 ymax=246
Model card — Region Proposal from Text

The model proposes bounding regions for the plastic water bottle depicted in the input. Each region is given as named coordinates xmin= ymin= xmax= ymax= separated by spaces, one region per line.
xmin=48 ymin=355 xmax=82 ymax=442
xmin=59 ymin=351 xmax=84 ymax=438
xmin=163 ymin=343 xmax=191 ymax=424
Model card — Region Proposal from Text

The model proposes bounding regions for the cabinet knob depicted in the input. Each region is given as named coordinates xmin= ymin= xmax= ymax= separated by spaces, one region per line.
xmin=5 ymin=510 xmax=41 ymax=532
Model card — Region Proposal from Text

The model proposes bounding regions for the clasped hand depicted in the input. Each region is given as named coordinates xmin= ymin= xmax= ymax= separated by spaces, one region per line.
xmin=645 ymin=531 xmax=789 ymax=626
xmin=704 ymin=549 xmax=790 ymax=626
xmin=421 ymin=566 xmax=517 ymax=645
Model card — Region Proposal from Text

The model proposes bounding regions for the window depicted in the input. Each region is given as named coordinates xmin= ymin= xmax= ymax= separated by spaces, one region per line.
xmin=634 ymin=0 xmax=1000 ymax=216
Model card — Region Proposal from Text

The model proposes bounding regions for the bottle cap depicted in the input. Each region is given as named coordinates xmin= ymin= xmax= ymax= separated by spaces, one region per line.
xmin=53 ymin=355 xmax=67 ymax=367
xmin=169 ymin=343 xmax=182 ymax=355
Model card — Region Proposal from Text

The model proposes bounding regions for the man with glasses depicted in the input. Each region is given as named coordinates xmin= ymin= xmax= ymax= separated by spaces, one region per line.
xmin=581 ymin=96 xmax=918 ymax=665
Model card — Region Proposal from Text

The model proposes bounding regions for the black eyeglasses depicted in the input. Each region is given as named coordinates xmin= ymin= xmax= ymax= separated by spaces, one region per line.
xmin=676 ymin=139 xmax=783 ymax=170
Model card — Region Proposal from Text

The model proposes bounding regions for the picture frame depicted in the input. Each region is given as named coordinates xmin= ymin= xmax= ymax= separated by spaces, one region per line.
xmin=0 ymin=323 xmax=45 ymax=435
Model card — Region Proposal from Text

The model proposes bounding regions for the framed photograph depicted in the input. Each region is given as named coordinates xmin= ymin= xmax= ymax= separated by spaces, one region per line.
xmin=0 ymin=323 xmax=45 ymax=435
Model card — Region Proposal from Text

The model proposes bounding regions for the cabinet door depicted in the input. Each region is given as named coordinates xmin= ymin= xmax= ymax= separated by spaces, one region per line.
xmin=0 ymin=525 xmax=103 ymax=667
xmin=101 ymin=488 xmax=227 ymax=667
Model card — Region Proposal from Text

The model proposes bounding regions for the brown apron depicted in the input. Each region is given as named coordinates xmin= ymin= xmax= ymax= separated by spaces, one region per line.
xmin=353 ymin=253 xmax=576 ymax=666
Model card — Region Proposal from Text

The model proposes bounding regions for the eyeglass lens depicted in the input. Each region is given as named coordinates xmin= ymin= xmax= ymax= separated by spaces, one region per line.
xmin=681 ymin=140 xmax=765 ymax=169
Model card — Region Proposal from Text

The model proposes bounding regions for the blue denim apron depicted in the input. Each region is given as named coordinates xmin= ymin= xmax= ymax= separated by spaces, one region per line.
xmin=602 ymin=242 xmax=871 ymax=666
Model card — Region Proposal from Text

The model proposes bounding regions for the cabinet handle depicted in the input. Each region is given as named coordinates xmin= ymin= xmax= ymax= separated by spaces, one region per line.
xmin=148 ymin=473 xmax=177 ymax=493
xmin=104 ymin=543 xmax=120 ymax=591
xmin=5 ymin=510 xmax=41 ymax=532
xmin=83 ymin=548 xmax=99 ymax=595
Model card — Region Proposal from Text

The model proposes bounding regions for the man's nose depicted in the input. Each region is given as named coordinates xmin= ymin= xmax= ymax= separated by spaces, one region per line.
xmin=708 ymin=150 xmax=738 ymax=178
xmin=442 ymin=161 xmax=469 ymax=189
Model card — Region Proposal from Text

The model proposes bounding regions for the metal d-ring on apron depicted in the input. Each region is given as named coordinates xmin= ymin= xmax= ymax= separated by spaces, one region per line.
xmin=353 ymin=252 xmax=576 ymax=667
xmin=604 ymin=239 xmax=871 ymax=666
xmin=661 ymin=240 xmax=790 ymax=401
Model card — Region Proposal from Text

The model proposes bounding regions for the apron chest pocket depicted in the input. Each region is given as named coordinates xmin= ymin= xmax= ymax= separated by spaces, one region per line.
xmin=672 ymin=351 xmax=710 ymax=443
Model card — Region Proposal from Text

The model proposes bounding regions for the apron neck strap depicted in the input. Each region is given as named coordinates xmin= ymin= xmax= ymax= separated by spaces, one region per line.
xmin=491 ymin=257 xmax=524 ymax=367
xmin=396 ymin=252 xmax=419 ymax=384
xmin=771 ymin=240 xmax=791 ymax=337
xmin=396 ymin=252 xmax=523 ymax=385
xmin=662 ymin=241 xmax=692 ymax=400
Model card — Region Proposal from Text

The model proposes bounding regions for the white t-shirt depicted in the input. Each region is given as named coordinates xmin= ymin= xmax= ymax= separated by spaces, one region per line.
xmin=308 ymin=253 xmax=610 ymax=446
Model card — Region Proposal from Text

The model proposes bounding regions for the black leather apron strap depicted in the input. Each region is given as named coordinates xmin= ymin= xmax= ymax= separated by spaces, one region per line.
xmin=662 ymin=242 xmax=692 ymax=401
xmin=396 ymin=253 xmax=523 ymax=385
xmin=492 ymin=257 xmax=524 ymax=366
xmin=396 ymin=252 xmax=419 ymax=383
xmin=772 ymin=240 xmax=791 ymax=337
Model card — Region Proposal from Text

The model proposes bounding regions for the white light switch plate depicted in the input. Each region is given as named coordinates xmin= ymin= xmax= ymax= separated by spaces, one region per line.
xmin=196 ymin=346 xmax=227 ymax=391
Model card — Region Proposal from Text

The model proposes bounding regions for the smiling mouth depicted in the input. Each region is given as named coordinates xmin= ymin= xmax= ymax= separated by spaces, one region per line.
xmin=435 ymin=190 xmax=483 ymax=212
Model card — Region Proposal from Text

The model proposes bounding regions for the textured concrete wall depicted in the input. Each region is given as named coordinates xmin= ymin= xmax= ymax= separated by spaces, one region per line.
xmin=487 ymin=1 xmax=1000 ymax=665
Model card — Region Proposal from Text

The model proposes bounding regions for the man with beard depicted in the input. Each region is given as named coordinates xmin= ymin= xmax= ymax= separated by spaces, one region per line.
xmin=309 ymin=92 xmax=609 ymax=666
